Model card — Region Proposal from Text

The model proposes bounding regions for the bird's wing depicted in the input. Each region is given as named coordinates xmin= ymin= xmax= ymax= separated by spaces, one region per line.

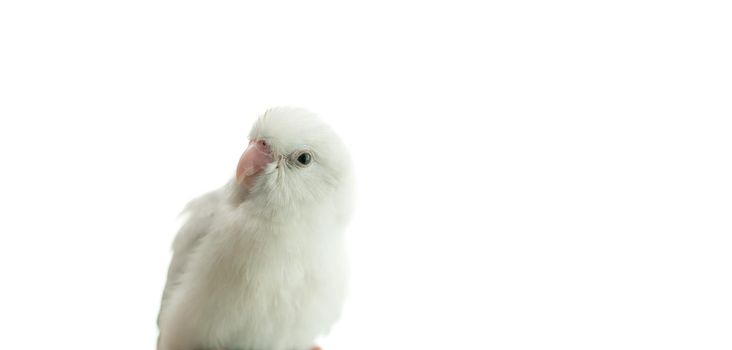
xmin=157 ymin=188 xmax=222 ymax=326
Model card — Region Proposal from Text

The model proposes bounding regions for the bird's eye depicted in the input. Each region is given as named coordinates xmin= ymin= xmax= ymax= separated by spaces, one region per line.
xmin=296 ymin=152 xmax=312 ymax=166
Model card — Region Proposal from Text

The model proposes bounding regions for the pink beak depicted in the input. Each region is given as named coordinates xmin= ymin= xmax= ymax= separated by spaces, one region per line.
xmin=236 ymin=139 xmax=274 ymax=188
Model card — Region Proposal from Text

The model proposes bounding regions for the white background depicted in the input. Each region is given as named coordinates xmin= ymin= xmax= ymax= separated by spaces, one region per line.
xmin=1 ymin=1 xmax=730 ymax=349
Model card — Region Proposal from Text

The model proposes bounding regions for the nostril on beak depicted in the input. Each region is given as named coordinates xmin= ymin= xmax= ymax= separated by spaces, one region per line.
xmin=257 ymin=140 xmax=272 ymax=154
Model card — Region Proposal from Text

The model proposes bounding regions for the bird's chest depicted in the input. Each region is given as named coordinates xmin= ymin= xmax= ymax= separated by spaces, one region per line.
xmin=209 ymin=229 xmax=312 ymax=297
xmin=194 ymin=225 xmax=346 ymax=348
xmin=203 ymin=224 xmax=344 ymax=315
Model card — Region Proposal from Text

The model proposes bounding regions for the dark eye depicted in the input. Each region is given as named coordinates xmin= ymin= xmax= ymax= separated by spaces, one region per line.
xmin=296 ymin=152 xmax=312 ymax=166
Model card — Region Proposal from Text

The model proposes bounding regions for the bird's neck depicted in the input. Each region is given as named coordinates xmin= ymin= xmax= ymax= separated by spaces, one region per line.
xmin=225 ymin=180 xmax=326 ymax=225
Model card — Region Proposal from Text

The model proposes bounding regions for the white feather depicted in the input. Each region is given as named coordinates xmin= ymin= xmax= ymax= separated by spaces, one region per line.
xmin=158 ymin=107 xmax=354 ymax=350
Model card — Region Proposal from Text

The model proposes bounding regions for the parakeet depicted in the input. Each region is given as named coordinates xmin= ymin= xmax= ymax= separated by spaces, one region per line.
xmin=157 ymin=107 xmax=354 ymax=350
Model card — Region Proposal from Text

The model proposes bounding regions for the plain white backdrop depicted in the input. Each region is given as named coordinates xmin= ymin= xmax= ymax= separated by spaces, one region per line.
xmin=1 ymin=1 xmax=730 ymax=349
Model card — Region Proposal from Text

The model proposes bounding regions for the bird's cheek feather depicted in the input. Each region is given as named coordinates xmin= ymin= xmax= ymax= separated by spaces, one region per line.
xmin=236 ymin=140 xmax=274 ymax=188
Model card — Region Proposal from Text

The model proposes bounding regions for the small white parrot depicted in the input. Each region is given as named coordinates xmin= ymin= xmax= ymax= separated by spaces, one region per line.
xmin=157 ymin=107 xmax=354 ymax=350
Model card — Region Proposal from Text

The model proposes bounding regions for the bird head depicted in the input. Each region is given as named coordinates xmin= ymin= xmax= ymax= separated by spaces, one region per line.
xmin=233 ymin=107 xmax=353 ymax=215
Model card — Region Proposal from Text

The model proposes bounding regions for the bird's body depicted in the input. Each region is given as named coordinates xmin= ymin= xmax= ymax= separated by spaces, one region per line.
xmin=158 ymin=108 xmax=354 ymax=350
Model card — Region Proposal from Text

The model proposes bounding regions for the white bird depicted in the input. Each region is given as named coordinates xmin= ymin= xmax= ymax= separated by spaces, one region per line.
xmin=158 ymin=107 xmax=354 ymax=350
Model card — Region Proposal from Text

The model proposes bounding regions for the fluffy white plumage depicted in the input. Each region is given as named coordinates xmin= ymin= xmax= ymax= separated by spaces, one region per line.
xmin=157 ymin=107 xmax=354 ymax=350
